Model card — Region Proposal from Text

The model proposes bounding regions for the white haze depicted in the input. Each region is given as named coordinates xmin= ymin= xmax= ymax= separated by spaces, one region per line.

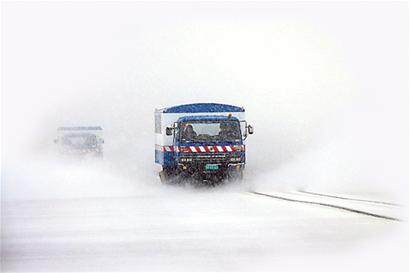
xmin=2 ymin=2 xmax=408 ymax=204
xmin=1 ymin=2 xmax=408 ymax=271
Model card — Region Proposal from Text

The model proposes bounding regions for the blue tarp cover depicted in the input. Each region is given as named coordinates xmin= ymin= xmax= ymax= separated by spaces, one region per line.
xmin=160 ymin=103 xmax=244 ymax=113
xmin=178 ymin=115 xmax=239 ymax=122
xmin=58 ymin=126 xmax=103 ymax=131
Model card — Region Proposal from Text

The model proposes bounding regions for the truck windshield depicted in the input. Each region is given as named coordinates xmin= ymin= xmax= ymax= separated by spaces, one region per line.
xmin=61 ymin=133 xmax=98 ymax=149
xmin=179 ymin=120 xmax=241 ymax=143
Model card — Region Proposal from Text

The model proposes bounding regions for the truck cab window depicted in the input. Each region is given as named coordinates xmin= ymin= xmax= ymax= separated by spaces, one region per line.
xmin=179 ymin=121 xmax=241 ymax=143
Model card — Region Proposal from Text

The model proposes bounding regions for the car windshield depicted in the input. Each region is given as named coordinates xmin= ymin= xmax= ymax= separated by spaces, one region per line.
xmin=179 ymin=120 xmax=241 ymax=143
xmin=61 ymin=133 xmax=97 ymax=149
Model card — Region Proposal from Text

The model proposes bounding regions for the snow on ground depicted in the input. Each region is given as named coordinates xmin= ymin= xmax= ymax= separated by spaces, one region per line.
xmin=2 ymin=2 xmax=408 ymax=271
xmin=2 ymin=206 xmax=405 ymax=272
xmin=1 ymin=153 xmax=408 ymax=271
xmin=1 ymin=185 xmax=405 ymax=271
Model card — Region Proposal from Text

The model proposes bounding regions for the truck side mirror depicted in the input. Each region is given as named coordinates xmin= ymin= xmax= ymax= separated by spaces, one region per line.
xmin=248 ymin=125 xmax=254 ymax=135
xmin=166 ymin=127 xmax=173 ymax=136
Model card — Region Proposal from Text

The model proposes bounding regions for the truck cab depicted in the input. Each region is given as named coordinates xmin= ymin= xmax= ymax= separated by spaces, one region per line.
xmin=155 ymin=103 xmax=253 ymax=183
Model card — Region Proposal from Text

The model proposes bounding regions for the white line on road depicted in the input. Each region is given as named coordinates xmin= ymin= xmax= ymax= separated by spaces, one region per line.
xmin=249 ymin=191 xmax=401 ymax=221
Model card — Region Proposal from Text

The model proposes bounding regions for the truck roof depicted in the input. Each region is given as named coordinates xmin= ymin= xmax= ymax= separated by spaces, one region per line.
xmin=57 ymin=126 xmax=103 ymax=131
xmin=157 ymin=103 xmax=244 ymax=113
xmin=178 ymin=115 xmax=239 ymax=122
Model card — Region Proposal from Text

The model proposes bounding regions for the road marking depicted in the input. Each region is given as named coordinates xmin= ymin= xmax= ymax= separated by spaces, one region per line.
xmin=298 ymin=190 xmax=398 ymax=206
xmin=249 ymin=191 xmax=401 ymax=221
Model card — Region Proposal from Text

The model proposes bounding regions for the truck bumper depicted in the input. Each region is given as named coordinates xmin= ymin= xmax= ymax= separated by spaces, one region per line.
xmin=176 ymin=162 xmax=244 ymax=181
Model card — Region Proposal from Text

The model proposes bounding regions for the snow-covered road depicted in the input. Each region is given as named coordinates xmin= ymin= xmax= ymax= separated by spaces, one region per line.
xmin=3 ymin=2 xmax=408 ymax=270
xmin=2 ymin=184 xmax=405 ymax=271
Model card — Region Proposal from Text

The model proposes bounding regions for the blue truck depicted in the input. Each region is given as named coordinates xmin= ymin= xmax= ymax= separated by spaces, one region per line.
xmin=155 ymin=103 xmax=253 ymax=183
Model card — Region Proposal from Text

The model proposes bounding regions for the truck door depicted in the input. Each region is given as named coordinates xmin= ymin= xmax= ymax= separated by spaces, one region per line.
xmin=240 ymin=121 xmax=247 ymax=141
xmin=172 ymin=122 xmax=179 ymax=149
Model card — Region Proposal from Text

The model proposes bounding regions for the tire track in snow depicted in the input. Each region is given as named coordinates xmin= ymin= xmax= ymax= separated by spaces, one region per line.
xmin=298 ymin=190 xmax=398 ymax=206
xmin=249 ymin=191 xmax=401 ymax=221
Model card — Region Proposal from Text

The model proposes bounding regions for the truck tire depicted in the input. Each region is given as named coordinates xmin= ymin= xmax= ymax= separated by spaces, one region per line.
xmin=228 ymin=169 xmax=243 ymax=182
xmin=159 ymin=166 xmax=177 ymax=184
xmin=238 ymin=170 xmax=244 ymax=181
xmin=159 ymin=171 xmax=168 ymax=183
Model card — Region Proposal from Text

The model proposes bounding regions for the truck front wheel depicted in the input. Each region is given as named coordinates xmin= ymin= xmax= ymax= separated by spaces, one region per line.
xmin=228 ymin=169 xmax=244 ymax=182
xmin=159 ymin=166 xmax=178 ymax=183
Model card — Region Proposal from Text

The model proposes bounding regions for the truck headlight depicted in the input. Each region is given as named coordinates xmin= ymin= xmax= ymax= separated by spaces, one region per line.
xmin=230 ymin=157 xmax=241 ymax=162
xmin=180 ymin=158 xmax=192 ymax=162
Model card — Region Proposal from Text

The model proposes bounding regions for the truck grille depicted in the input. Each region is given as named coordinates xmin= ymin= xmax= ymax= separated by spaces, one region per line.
xmin=179 ymin=153 xmax=241 ymax=163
